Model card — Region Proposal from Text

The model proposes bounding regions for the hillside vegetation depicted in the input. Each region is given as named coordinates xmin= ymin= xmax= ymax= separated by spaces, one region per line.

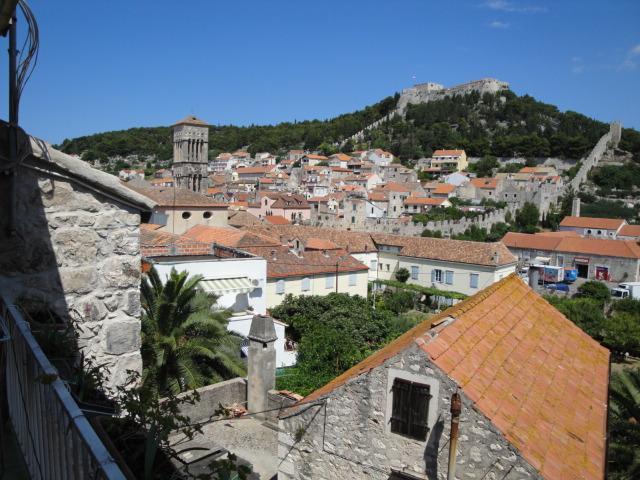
xmin=57 ymin=89 xmax=637 ymax=169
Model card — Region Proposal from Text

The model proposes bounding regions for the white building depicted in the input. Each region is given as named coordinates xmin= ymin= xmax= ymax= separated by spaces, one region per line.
xmin=140 ymin=226 xmax=296 ymax=367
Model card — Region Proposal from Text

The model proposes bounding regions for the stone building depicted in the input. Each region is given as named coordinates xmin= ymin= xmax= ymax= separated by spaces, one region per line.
xmin=277 ymin=274 xmax=609 ymax=480
xmin=502 ymin=231 xmax=640 ymax=281
xmin=0 ymin=125 xmax=155 ymax=388
xmin=172 ymin=115 xmax=209 ymax=192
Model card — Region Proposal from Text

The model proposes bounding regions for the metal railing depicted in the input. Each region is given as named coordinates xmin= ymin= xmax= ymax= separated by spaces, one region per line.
xmin=1 ymin=296 xmax=126 ymax=480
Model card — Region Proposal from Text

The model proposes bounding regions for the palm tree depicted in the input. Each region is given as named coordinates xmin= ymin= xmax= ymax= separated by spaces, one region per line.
xmin=609 ymin=367 xmax=640 ymax=480
xmin=141 ymin=267 xmax=246 ymax=395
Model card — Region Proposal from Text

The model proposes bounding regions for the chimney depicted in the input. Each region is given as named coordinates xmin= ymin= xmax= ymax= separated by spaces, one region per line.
xmin=571 ymin=197 xmax=581 ymax=217
xmin=247 ymin=315 xmax=277 ymax=419
xmin=528 ymin=267 xmax=540 ymax=289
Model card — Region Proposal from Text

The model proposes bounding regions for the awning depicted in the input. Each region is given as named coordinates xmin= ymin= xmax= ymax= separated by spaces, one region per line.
xmin=200 ymin=277 xmax=254 ymax=295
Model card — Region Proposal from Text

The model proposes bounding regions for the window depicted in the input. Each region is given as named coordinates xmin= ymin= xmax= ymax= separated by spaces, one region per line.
xmin=386 ymin=264 xmax=390 ymax=271
xmin=181 ymin=211 xmax=191 ymax=219
xmin=276 ymin=279 xmax=285 ymax=294
xmin=301 ymin=277 xmax=310 ymax=291
xmin=264 ymin=199 xmax=268 ymax=206
xmin=352 ymin=204 xmax=357 ymax=211
xmin=390 ymin=378 xmax=431 ymax=440
xmin=431 ymin=269 xmax=443 ymax=283
xmin=379 ymin=263 xmax=383 ymax=271
xmin=411 ymin=266 xmax=419 ymax=280
xmin=325 ymin=275 xmax=334 ymax=289
xmin=351 ymin=216 xmax=355 ymax=224
xmin=470 ymin=273 xmax=479 ymax=289
xmin=557 ymin=255 xmax=564 ymax=267
xmin=349 ymin=273 xmax=357 ymax=286
xmin=371 ymin=260 xmax=377 ymax=271
xmin=203 ymin=211 xmax=212 ymax=219
xmin=445 ymin=270 xmax=453 ymax=285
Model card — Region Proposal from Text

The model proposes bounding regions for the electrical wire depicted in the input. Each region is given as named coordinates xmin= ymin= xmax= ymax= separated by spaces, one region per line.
xmin=16 ymin=0 xmax=39 ymax=104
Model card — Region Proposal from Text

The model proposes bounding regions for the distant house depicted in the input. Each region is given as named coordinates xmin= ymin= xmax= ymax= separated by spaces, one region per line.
xmin=149 ymin=177 xmax=175 ymax=188
xmin=278 ymin=274 xmax=609 ymax=480
xmin=404 ymin=196 xmax=451 ymax=214
xmin=118 ymin=168 xmax=145 ymax=181
xmin=126 ymin=184 xmax=229 ymax=234
xmin=466 ymin=177 xmax=501 ymax=200
xmin=366 ymin=148 xmax=394 ymax=166
xmin=372 ymin=233 xmax=516 ymax=296
xmin=249 ymin=193 xmax=311 ymax=223
xmin=430 ymin=149 xmax=468 ymax=173
xmin=300 ymin=154 xmax=328 ymax=167
xmin=558 ymin=216 xmax=626 ymax=239
xmin=236 ymin=165 xmax=276 ymax=182
xmin=502 ymin=231 xmax=640 ymax=281
xmin=328 ymin=153 xmax=352 ymax=168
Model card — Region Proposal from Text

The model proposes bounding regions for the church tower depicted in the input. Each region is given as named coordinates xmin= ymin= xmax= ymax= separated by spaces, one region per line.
xmin=171 ymin=115 xmax=209 ymax=192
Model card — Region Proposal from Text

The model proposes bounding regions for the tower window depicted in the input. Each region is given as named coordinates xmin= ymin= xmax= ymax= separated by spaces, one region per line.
xmin=182 ymin=212 xmax=191 ymax=219
xmin=203 ymin=211 xmax=212 ymax=219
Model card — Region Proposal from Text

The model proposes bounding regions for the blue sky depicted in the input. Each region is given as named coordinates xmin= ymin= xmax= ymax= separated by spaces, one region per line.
xmin=3 ymin=0 xmax=639 ymax=143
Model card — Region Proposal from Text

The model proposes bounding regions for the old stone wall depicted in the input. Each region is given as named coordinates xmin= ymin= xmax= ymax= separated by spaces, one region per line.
xmin=310 ymin=206 xmax=516 ymax=238
xmin=278 ymin=344 xmax=540 ymax=480
xmin=568 ymin=122 xmax=621 ymax=192
xmin=0 ymin=166 xmax=143 ymax=389
xmin=174 ymin=377 xmax=247 ymax=424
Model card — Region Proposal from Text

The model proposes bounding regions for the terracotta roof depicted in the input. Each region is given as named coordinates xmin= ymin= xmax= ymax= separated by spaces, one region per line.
xmin=304 ymin=154 xmax=328 ymax=160
xmin=140 ymin=228 xmax=214 ymax=257
xmin=243 ymin=246 xmax=368 ymax=278
xmin=228 ymin=210 xmax=261 ymax=227
xmin=304 ymin=238 xmax=339 ymax=250
xmin=432 ymin=183 xmax=456 ymax=194
xmin=404 ymin=197 xmax=447 ymax=206
xmin=330 ymin=153 xmax=352 ymax=161
xmin=559 ymin=216 xmax=625 ymax=230
xmin=296 ymin=274 xmax=609 ymax=480
xmin=125 ymin=185 xmax=228 ymax=208
xmin=264 ymin=215 xmax=290 ymax=225
xmin=245 ymin=225 xmax=378 ymax=253
xmin=232 ymin=151 xmax=251 ymax=157
xmin=371 ymin=233 xmax=516 ymax=266
xmin=618 ymin=224 xmax=640 ymax=237
xmin=471 ymin=177 xmax=499 ymax=190
xmin=288 ymin=150 xmax=304 ymax=154
xmin=502 ymin=232 xmax=640 ymax=259
xmin=269 ymin=194 xmax=310 ymax=209
xmin=236 ymin=166 xmax=275 ymax=175
xmin=378 ymin=182 xmax=413 ymax=192
xmin=150 ymin=177 xmax=174 ymax=184
xmin=433 ymin=149 xmax=465 ymax=156
xmin=368 ymin=191 xmax=388 ymax=202
xmin=184 ymin=225 xmax=280 ymax=248
xmin=173 ymin=115 xmax=208 ymax=126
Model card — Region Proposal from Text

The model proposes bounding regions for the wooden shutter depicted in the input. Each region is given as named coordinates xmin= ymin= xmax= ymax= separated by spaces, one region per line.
xmin=390 ymin=378 xmax=431 ymax=440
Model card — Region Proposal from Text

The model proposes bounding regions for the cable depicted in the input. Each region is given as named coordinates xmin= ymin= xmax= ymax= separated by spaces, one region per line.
xmin=16 ymin=1 xmax=39 ymax=104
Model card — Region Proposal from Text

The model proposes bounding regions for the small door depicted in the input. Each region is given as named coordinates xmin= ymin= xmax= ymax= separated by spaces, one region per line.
xmin=577 ymin=263 xmax=589 ymax=279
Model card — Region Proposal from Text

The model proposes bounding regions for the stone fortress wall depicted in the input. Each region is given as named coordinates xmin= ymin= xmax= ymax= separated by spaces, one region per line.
xmin=346 ymin=78 xmax=510 ymax=145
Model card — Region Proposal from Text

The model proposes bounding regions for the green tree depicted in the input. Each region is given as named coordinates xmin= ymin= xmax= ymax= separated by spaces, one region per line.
xmin=141 ymin=268 xmax=245 ymax=395
xmin=421 ymin=229 xmax=443 ymax=238
xmin=395 ymin=267 xmax=410 ymax=283
xmin=577 ymin=280 xmax=611 ymax=305
xmin=608 ymin=368 xmax=640 ymax=480
xmin=514 ymin=202 xmax=540 ymax=233
xmin=471 ymin=155 xmax=499 ymax=177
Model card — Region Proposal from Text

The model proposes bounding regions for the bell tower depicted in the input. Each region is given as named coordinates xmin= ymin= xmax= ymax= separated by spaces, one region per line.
xmin=171 ymin=115 xmax=209 ymax=192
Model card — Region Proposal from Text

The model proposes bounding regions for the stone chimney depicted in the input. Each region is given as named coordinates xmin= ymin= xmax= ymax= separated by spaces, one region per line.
xmin=571 ymin=197 xmax=581 ymax=217
xmin=247 ymin=314 xmax=277 ymax=419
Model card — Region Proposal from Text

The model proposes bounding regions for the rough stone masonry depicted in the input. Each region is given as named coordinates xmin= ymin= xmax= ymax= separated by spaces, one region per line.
xmin=0 ymin=128 xmax=154 ymax=389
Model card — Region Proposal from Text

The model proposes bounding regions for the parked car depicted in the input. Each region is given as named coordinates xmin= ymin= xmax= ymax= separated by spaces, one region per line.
xmin=544 ymin=283 xmax=570 ymax=292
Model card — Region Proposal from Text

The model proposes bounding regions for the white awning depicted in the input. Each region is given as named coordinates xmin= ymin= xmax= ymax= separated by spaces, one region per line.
xmin=200 ymin=277 xmax=254 ymax=295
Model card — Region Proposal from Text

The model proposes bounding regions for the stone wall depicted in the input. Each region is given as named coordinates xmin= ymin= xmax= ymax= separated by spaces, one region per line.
xmin=311 ymin=206 xmax=515 ymax=238
xmin=568 ymin=122 xmax=621 ymax=192
xmin=174 ymin=377 xmax=247 ymax=424
xmin=0 ymin=165 xmax=143 ymax=389
xmin=278 ymin=344 xmax=540 ymax=480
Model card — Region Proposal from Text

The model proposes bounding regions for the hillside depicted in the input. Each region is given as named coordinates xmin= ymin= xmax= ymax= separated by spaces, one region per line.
xmin=57 ymin=89 xmax=639 ymax=170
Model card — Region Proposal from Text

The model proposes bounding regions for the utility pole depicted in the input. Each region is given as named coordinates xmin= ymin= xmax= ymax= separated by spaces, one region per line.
xmin=335 ymin=259 xmax=339 ymax=293
xmin=6 ymin=10 xmax=18 ymax=235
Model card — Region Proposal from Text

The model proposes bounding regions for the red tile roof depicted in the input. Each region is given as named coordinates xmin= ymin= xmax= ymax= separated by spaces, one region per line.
xmin=245 ymin=225 xmax=378 ymax=253
xmin=559 ymin=216 xmax=625 ymax=230
xmin=296 ymin=274 xmax=609 ymax=480
xmin=471 ymin=177 xmax=499 ymax=190
xmin=433 ymin=149 xmax=465 ymax=156
xmin=404 ymin=197 xmax=447 ymax=206
xmin=173 ymin=115 xmax=208 ymax=126
xmin=619 ymin=224 xmax=640 ymax=237
xmin=371 ymin=233 xmax=516 ymax=266
xmin=433 ymin=183 xmax=456 ymax=194
xmin=236 ymin=166 xmax=275 ymax=175
xmin=244 ymin=246 xmax=368 ymax=278
xmin=140 ymin=228 xmax=213 ymax=257
xmin=503 ymin=232 xmax=640 ymax=259
xmin=264 ymin=215 xmax=290 ymax=225
xmin=183 ymin=225 xmax=279 ymax=248
xmin=304 ymin=238 xmax=339 ymax=250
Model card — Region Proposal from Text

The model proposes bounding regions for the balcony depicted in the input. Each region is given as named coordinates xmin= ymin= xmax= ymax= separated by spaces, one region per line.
xmin=1 ymin=295 xmax=126 ymax=480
